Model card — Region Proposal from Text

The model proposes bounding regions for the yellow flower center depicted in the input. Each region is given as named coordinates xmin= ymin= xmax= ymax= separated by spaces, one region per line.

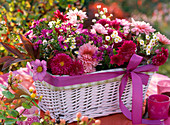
xmin=60 ymin=61 xmax=64 ymax=66
xmin=37 ymin=66 xmax=43 ymax=73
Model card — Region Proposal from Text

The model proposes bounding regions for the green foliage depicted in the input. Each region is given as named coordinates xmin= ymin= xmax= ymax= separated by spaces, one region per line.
xmin=2 ymin=90 xmax=15 ymax=99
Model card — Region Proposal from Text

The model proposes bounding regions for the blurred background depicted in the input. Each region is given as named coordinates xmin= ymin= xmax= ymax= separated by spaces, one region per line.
xmin=0 ymin=0 xmax=170 ymax=76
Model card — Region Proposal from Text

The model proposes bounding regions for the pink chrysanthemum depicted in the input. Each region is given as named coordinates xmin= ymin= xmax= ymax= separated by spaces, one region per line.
xmin=49 ymin=53 xmax=73 ymax=75
xmin=67 ymin=8 xmax=87 ymax=24
xmin=110 ymin=54 xmax=124 ymax=66
xmin=78 ymin=43 xmax=98 ymax=73
xmin=117 ymin=40 xmax=136 ymax=62
xmin=69 ymin=60 xmax=84 ymax=76
xmin=92 ymin=23 xmax=108 ymax=34
xmin=131 ymin=18 xmax=155 ymax=35
xmin=31 ymin=59 xmax=47 ymax=81
xmin=157 ymin=33 xmax=170 ymax=45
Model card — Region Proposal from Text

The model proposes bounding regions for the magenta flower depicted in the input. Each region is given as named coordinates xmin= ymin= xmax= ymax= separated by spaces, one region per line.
xmin=92 ymin=23 xmax=108 ymax=34
xmin=110 ymin=54 xmax=124 ymax=66
xmin=131 ymin=18 xmax=155 ymax=35
xmin=31 ymin=59 xmax=47 ymax=81
xmin=49 ymin=53 xmax=73 ymax=75
xmin=69 ymin=60 xmax=84 ymax=76
xmin=157 ymin=33 xmax=170 ymax=45
xmin=54 ymin=10 xmax=68 ymax=22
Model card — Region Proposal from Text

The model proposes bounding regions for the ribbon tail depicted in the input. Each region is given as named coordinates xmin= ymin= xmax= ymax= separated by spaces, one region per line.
xmin=119 ymin=74 xmax=132 ymax=120
xmin=131 ymin=72 xmax=143 ymax=124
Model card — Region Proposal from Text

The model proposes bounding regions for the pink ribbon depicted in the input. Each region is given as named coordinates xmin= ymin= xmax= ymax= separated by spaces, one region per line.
xmin=39 ymin=54 xmax=163 ymax=124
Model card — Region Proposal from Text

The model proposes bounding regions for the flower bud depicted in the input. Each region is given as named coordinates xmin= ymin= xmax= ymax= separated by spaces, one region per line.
xmin=95 ymin=120 xmax=101 ymax=125
xmin=60 ymin=119 xmax=66 ymax=124
xmin=51 ymin=118 xmax=55 ymax=123
xmin=13 ymin=83 xmax=18 ymax=88
xmin=9 ymin=71 xmax=13 ymax=76
xmin=12 ymin=99 xmax=17 ymax=104
xmin=81 ymin=116 xmax=88 ymax=123
xmin=76 ymin=112 xmax=81 ymax=119
xmin=31 ymin=93 xmax=36 ymax=98
xmin=10 ymin=105 xmax=15 ymax=109
xmin=45 ymin=110 xmax=50 ymax=116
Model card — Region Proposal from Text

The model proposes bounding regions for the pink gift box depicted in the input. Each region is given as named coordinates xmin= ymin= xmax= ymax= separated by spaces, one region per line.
xmin=148 ymin=94 xmax=170 ymax=120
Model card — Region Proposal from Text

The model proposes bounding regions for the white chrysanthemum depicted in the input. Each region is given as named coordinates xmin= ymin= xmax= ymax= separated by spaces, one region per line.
xmin=153 ymin=35 xmax=157 ymax=40
xmin=111 ymin=34 xmax=116 ymax=38
xmin=146 ymin=35 xmax=150 ymax=40
xmin=74 ymin=51 xmax=79 ymax=55
xmin=113 ymin=31 xmax=118 ymax=36
xmin=147 ymin=44 xmax=151 ymax=49
xmin=139 ymin=40 xmax=144 ymax=45
xmin=70 ymin=45 xmax=76 ymax=50
xmin=114 ymin=38 xmax=119 ymax=43
xmin=105 ymin=36 xmax=110 ymax=41
xmin=117 ymin=36 xmax=122 ymax=42
xmin=102 ymin=15 xmax=106 ymax=19
xmin=146 ymin=49 xmax=151 ymax=55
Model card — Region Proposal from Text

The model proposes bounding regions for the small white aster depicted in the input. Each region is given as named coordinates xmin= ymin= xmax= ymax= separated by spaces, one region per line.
xmin=147 ymin=44 xmax=151 ymax=49
xmin=59 ymin=29 xmax=63 ymax=32
xmin=102 ymin=15 xmax=106 ymax=19
xmin=146 ymin=35 xmax=150 ymax=40
xmin=139 ymin=40 xmax=144 ymax=45
xmin=48 ymin=21 xmax=56 ymax=28
xmin=64 ymin=46 xmax=68 ymax=50
xmin=114 ymin=38 xmax=119 ymax=43
xmin=70 ymin=45 xmax=76 ymax=50
xmin=111 ymin=34 xmax=116 ymax=38
xmin=146 ymin=49 xmax=151 ymax=55
xmin=113 ymin=31 xmax=118 ymax=36
xmin=74 ymin=51 xmax=79 ymax=55
xmin=100 ymin=11 xmax=104 ymax=15
xmin=150 ymin=39 xmax=156 ymax=43
xmin=104 ymin=45 xmax=108 ymax=48
xmin=55 ymin=25 xmax=59 ymax=28
xmin=153 ymin=35 xmax=157 ymax=40
xmin=105 ymin=36 xmax=110 ymax=41
xmin=117 ymin=37 xmax=122 ymax=42
xmin=95 ymin=13 xmax=99 ymax=17
xmin=97 ymin=5 xmax=101 ymax=9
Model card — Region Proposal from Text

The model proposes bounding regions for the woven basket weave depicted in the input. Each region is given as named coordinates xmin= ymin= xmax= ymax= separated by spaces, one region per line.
xmin=34 ymin=68 xmax=153 ymax=123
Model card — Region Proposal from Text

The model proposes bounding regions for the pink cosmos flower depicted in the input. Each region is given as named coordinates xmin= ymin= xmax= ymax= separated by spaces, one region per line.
xmin=49 ymin=53 xmax=73 ymax=75
xmin=131 ymin=18 xmax=155 ymax=35
xmin=78 ymin=43 xmax=98 ymax=73
xmin=67 ymin=8 xmax=87 ymax=24
xmin=30 ymin=59 xmax=47 ymax=81
xmin=157 ymin=33 xmax=170 ymax=45
xmin=92 ymin=23 xmax=108 ymax=34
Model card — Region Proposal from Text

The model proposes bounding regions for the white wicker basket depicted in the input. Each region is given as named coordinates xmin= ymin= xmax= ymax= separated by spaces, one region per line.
xmin=34 ymin=68 xmax=153 ymax=123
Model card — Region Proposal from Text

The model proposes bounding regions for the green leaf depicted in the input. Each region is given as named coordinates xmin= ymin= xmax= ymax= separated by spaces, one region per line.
xmin=4 ymin=118 xmax=17 ymax=124
xmin=31 ymin=122 xmax=42 ymax=125
xmin=6 ymin=0 xmax=12 ymax=3
xmin=0 ymin=113 xmax=5 ymax=119
xmin=22 ymin=101 xmax=33 ymax=109
xmin=18 ymin=116 xmax=27 ymax=121
xmin=11 ymin=110 xmax=19 ymax=117
xmin=2 ymin=90 xmax=15 ymax=99
xmin=20 ymin=95 xmax=31 ymax=101
xmin=32 ymin=100 xmax=40 ymax=108
xmin=0 ymin=84 xmax=7 ymax=90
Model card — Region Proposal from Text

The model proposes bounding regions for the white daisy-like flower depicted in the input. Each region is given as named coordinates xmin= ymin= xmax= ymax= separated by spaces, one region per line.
xmin=74 ymin=51 xmax=79 ymax=55
xmin=153 ymin=35 xmax=157 ymax=40
xmin=92 ymin=19 xmax=96 ymax=23
xmin=113 ymin=31 xmax=118 ymax=36
xmin=48 ymin=21 xmax=56 ymax=28
xmin=111 ymin=34 xmax=116 ymax=38
xmin=70 ymin=45 xmax=76 ymax=50
xmin=146 ymin=35 xmax=150 ymax=40
xmin=139 ymin=40 xmax=144 ymax=45
xmin=150 ymin=39 xmax=156 ymax=43
xmin=43 ymin=39 xmax=47 ymax=45
xmin=55 ymin=25 xmax=59 ymax=28
xmin=100 ymin=11 xmax=104 ymax=15
xmin=117 ymin=36 xmax=122 ymax=42
xmin=103 ymin=8 xmax=108 ymax=13
xmin=146 ymin=49 xmax=151 ymax=55
xmin=95 ymin=13 xmax=99 ymax=17
xmin=97 ymin=5 xmax=101 ymax=9
xmin=147 ymin=44 xmax=151 ymax=49
xmin=105 ymin=36 xmax=110 ymax=41
xmin=114 ymin=38 xmax=119 ymax=43
xmin=64 ymin=46 xmax=68 ymax=50
xmin=0 ymin=21 xmax=5 ymax=24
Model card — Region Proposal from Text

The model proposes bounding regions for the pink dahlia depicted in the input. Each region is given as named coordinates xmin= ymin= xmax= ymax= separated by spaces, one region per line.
xmin=117 ymin=40 xmax=136 ymax=62
xmin=30 ymin=59 xmax=47 ymax=81
xmin=69 ymin=60 xmax=84 ymax=76
xmin=131 ymin=18 xmax=155 ymax=35
xmin=49 ymin=53 xmax=73 ymax=75
xmin=110 ymin=54 xmax=125 ymax=66
xmin=78 ymin=43 xmax=98 ymax=73
xmin=157 ymin=33 xmax=170 ymax=45
xmin=92 ymin=23 xmax=108 ymax=34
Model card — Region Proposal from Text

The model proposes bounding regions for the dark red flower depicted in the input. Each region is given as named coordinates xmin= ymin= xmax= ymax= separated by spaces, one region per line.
xmin=69 ymin=60 xmax=84 ymax=76
xmin=97 ymin=19 xmax=110 ymax=26
xmin=110 ymin=20 xmax=120 ymax=30
xmin=110 ymin=54 xmax=125 ymax=66
xmin=117 ymin=40 xmax=136 ymax=62
xmin=54 ymin=10 xmax=68 ymax=22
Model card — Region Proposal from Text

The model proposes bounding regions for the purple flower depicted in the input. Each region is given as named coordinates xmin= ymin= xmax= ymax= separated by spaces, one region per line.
xmin=30 ymin=20 xmax=40 ymax=29
xmin=88 ymin=33 xmax=102 ymax=45
xmin=33 ymin=39 xmax=42 ymax=50
xmin=31 ymin=59 xmax=47 ymax=81
xmin=40 ymin=29 xmax=53 ymax=39
xmin=76 ymin=36 xmax=85 ymax=46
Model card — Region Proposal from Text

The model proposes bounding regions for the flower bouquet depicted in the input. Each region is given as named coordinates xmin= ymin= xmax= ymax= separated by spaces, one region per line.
xmin=0 ymin=5 xmax=170 ymax=124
